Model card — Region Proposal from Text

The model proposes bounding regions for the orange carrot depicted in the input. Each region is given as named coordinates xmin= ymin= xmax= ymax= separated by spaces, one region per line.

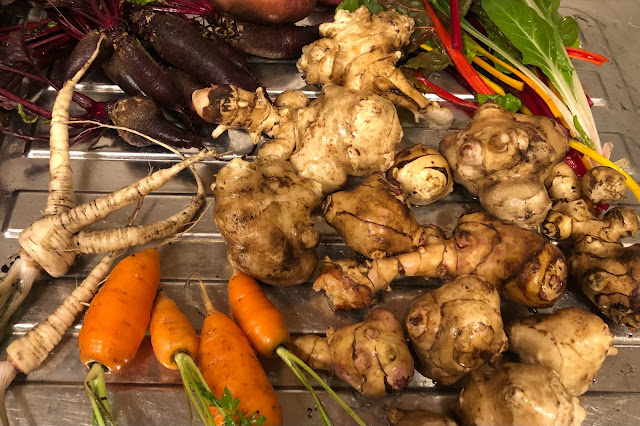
xmin=78 ymin=247 xmax=161 ymax=426
xmin=79 ymin=247 xmax=160 ymax=371
xmin=195 ymin=278 xmax=282 ymax=426
xmin=228 ymin=271 xmax=289 ymax=357
xmin=227 ymin=271 xmax=366 ymax=426
xmin=150 ymin=290 xmax=199 ymax=369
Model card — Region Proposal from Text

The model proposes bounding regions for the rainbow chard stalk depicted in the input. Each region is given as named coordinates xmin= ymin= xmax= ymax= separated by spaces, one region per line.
xmin=477 ymin=0 xmax=602 ymax=153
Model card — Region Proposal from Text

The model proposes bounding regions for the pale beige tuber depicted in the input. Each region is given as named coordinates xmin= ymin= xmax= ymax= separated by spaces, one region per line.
xmin=212 ymin=158 xmax=323 ymax=286
xmin=581 ymin=166 xmax=626 ymax=204
xmin=322 ymin=173 xmax=444 ymax=259
xmin=315 ymin=211 xmax=567 ymax=310
xmin=458 ymin=363 xmax=586 ymax=426
xmin=542 ymin=202 xmax=640 ymax=330
xmin=406 ymin=276 xmax=508 ymax=385
xmin=289 ymin=308 xmax=414 ymax=397
xmin=297 ymin=6 xmax=454 ymax=129
xmin=387 ymin=145 xmax=454 ymax=205
xmin=507 ymin=307 xmax=617 ymax=396
xmin=193 ymin=84 xmax=402 ymax=193
xmin=440 ymin=103 xmax=569 ymax=228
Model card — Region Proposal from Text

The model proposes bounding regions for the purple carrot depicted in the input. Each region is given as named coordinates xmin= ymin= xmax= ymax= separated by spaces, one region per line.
xmin=213 ymin=15 xmax=320 ymax=59
xmin=130 ymin=11 xmax=262 ymax=91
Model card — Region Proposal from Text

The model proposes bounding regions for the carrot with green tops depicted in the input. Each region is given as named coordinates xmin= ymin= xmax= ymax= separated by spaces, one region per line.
xmin=149 ymin=290 xmax=262 ymax=426
xmin=78 ymin=247 xmax=161 ymax=426
xmin=193 ymin=277 xmax=281 ymax=426
xmin=228 ymin=271 xmax=366 ymax=426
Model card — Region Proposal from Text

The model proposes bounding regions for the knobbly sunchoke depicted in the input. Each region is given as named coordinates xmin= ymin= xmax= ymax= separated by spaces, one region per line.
xmin=193 ymin=84 xmax=402 ymax=193
xmin=386 ymin=408 xmax=457 ymax=426
xmin=387 ymin=145 xmax=453 ymax=205
xmin=581 ymin=166 xmax=626 ymax=204
xmin=543 ymin=205 xmax=640 ymax=330
xmin=507 ymin=307 xmax=617 ymax=396
xmin=314 ymin=211 xmax=567 ymax=310
xmin=406 ymin=276 xmax=508 ymax=385
xmin=297 ymin=6 xmax=454 ymax=129
xmin=458 ymin=363 xmax=586 ymax=426
xmin=440 ymin=103 xmax=569 ymax=228
xmin=212 ymin=158 xmax=323 ymax=286
xmin=322 ymin=173 xmax=444 ymax=259
xmin=290 ymin=308 xmax=413 ymax=397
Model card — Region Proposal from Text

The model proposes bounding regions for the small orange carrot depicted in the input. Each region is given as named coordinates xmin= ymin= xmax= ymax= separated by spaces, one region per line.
xmin=195 ymin=278 xmax=282 ymax=426
xmin=228 ymin=271 xmax=366 ymax=426
xmin=150 ymin=290 xmax=199 ymax=370
xmin=79 ymin=247 xmax=160 ymax=371
xmin=78 ymin=247 xmax=161 ymax=426
xmin=228 ymin=271 xmax=289 ymax=357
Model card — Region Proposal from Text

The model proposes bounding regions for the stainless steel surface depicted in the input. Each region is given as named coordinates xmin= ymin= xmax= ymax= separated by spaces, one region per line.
xmin=1 ymin=3 xmax=640 ymax=425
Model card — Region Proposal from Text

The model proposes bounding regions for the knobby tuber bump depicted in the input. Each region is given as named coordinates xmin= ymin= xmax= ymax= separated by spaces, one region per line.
xmin=193 ymin=85 xmax=402 ymax=193
xmin=581 ymin=166 xmax=626 ymax=204
xmin=507 ymin=307 xmax=617 ymax=396
xmin=323 ymin=173 xmax=444 ymax=259
xmin=290 ymin=308 xmax=413 ymax=397
xmin=314 ymin=211 xmax=567 ymax=310
xmin=458 ymin=363 xmax=586 ymax=426
xmin=440 ymin=102 xmax=569 ymax=228
xmin=406 ymin=276 xmax=508 ymax=385
xmin=212 ymin=158 xmax=323 ymax=286
xmin=386 ymin=408 xmax=458 ymax=426
xmin=297 ymin=7 xmax=454 ymax=129
xmin=387 ymin=145 xmax=454 ymax=205
xmin=543 ymin=204 xmax=640 ymax=330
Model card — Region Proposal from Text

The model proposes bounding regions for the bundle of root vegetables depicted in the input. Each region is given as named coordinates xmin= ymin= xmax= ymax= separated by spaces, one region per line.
xmin=0 ymin=1 xmax=639 ymax=426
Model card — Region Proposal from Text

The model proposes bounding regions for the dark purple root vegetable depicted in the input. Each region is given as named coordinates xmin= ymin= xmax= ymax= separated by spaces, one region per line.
xmin=207 ymin=0 xmax=317 ymax=25
xmin=103 ymin=51 xmax=144 ymax=97
xmin=63 ymin=30 xmax=113 ymax=81
xmin=131 ymin=11 xmax=261 ymax=91
xmin=110 ymin=31 xmax=183 ymax=108
xmin=214 ymin=15 xmax=319 ymax=59
xmin=108 ymin=96 xmax=202 ymax=148
xmin=164 ymin=67 xmax=204 ymax=109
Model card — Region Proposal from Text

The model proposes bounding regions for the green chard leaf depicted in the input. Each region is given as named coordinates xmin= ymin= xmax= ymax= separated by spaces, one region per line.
xmin=336 ymin=0 xmax=383 ymax=13
xmin=554 ymin=14 xmax=580 ymax=47
xmin=477 ymin=93 xmax=522 ymax=113
xmin=482 ymin=0 xmax=574 ymax=89
xmin=403 ymin=49 xmax=451 ymax=74
xmin=527 ymin=0 xmax=581 ymax=46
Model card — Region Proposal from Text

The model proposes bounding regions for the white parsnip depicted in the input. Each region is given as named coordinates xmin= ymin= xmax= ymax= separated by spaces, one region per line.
xmin=45 ymin=33 xmax=106 ymax=217
xmin=0 ymin=252 xmax=116 ymax=426
xmin=19 ymin=149 xmax=215 ymax=278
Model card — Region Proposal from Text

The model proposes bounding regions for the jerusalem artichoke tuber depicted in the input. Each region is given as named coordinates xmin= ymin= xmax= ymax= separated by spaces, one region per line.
xmin=406 ymin=276 xmax=508 ymax=385
xmin=314 ymin=211 xmax=567 ymax=310
xmin=322 ymin=173 xmax=444 ymax=259
xmin=458 ymin=363 xmax=586 ymax=426
xmin=290 ymin=308 xmax=414 ymax=397
xmin=542 ymin=203 xmax=640 ymax=330
xmin=193 ymin=84 xmax=402 ymax=193
xmin=387 ymin=145 xmax=454 ymax=206
xmin=297 ymin=6 xmax=454 ymax=129
xmin=440 ymin=102 xmax=569 ymax=228
xmin=212 ymin=158 xmax=323 ymax=286
xmin=507 ymin=307 xmax=617 ymax=395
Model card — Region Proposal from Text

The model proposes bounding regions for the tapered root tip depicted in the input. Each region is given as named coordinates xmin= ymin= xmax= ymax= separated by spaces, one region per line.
xmin=0 ymin=361 xmax=18 ymax=426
